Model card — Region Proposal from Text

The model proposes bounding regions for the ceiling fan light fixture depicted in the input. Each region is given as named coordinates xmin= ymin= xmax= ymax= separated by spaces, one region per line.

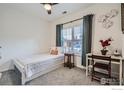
xmin=44 ymin=4 xmax=52 ymax=11
xmin=41 ymin=3 xmax=58 ymax=15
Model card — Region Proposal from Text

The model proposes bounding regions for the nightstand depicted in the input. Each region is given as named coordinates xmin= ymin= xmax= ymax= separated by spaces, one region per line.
xmin=64 ymin=53 xmax=74 ymax=69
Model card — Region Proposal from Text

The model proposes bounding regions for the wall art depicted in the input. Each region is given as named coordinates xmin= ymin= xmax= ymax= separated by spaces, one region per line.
xmin=98 ymin=9 xmax=118 ymax=29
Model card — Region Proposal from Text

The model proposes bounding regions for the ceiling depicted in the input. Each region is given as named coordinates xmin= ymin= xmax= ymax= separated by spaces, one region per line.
xmin=1 ymin=3 xmax=94 ymax=21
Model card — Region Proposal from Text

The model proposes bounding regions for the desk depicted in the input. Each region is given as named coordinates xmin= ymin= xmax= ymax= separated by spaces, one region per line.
xmin=86 ymin=53 xmax=124 ymax=85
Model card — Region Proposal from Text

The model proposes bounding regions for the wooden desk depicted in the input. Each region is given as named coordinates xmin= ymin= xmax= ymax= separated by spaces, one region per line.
xmin=64 ymin=53 xmax=74 ymax=69
xmin=86 ymin=53 xmax=124 ymax=85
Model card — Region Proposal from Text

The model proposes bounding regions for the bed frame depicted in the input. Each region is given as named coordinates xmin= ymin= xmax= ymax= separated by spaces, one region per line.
xmin=14 ymin=59 xmax=64 ymax=85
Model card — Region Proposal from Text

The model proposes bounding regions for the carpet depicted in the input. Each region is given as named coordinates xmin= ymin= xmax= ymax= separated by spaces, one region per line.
xmin=0 ymin=67 xmax=99 ymax=85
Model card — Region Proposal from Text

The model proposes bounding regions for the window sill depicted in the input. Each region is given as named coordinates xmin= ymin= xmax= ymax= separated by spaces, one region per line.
xmin=62 ymin=52 xmax=81 ymax=57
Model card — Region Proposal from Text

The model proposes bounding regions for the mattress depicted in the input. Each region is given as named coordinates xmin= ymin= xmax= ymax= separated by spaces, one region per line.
xmin=15 ymin=53 xmax=64 ymax=78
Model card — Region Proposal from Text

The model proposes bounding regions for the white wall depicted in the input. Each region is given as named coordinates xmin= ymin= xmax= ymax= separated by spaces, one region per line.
xmin=0 ymin=4 xmax=51 ymax=72
xmin=50 ymin=4 xmax=122 ymax=74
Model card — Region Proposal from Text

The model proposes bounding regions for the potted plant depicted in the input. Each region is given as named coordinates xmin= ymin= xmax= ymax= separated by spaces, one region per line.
xmin=100 ymin=38 xmax=112 ymax=55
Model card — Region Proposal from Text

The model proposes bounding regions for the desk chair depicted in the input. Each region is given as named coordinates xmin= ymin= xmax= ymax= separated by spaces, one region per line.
xmin=91 ymin=55 xmax=111 ymax=82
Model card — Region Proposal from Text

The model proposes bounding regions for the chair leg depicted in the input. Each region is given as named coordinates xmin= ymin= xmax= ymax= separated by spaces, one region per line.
xmin=107 ymin=66 xmax=111 ymax=78
xmin=109 ymin=68 xmax=111 ymax=78
xmin=91 ymin=74 xmax=93 ymax=81
xmin=91 ymin=65 xmax=94 ymax=81
xmin=91 ymin=60 xmax=94 ymax=81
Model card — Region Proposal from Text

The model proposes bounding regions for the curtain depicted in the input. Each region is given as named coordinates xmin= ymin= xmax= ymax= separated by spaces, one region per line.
xmin=56 ymin=24 xmax=63 ymax=47
xmin=82 ymin=15 xmax=93 ymax=66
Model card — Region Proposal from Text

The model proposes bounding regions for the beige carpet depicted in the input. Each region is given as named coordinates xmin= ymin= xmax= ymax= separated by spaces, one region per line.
xmin=0 ymin=67 xmax=99 ymax=85
xmin=27 ymin=67 xmax=99 ymax=85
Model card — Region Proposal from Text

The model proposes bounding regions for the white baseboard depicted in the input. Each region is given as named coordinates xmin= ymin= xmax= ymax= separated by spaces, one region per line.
xmin=76 ymin=63 xmax=86 ymax=69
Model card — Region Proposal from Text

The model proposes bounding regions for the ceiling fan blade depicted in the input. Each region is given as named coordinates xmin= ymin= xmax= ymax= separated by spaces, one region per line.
xmin=51 ymin=3 xmax=58 ymax=5
xmin=41 ymin=3 xmax=58 ymax=6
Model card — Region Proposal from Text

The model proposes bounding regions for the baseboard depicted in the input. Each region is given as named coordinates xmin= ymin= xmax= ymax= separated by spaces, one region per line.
xmin=76 ymin=64 xmax=86 ymax=69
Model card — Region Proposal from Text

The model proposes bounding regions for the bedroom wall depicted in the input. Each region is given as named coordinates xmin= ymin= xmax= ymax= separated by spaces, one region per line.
xmin=50 ymin=4 xmax=122 ymax=75
xmin=0 ymin=4 xmax=51 ymax=72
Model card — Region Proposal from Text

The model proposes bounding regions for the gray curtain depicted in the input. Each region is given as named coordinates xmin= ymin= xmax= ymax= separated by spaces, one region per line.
xmin=56 ymin=24 xmax=63 ymax=47
xmin=82 ymin=15 xmax=93 ymax=66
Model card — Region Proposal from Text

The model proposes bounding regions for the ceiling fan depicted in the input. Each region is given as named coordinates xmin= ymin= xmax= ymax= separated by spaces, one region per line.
xmin=41 ymin=3 xmax=58 ymax=14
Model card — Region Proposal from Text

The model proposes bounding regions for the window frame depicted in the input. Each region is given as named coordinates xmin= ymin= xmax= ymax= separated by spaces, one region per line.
xmin=62 ymin=25 xmax=82 ymax=54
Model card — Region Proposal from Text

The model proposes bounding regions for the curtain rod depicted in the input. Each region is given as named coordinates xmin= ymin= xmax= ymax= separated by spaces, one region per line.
xmin=59 ymin=14 xmax=94 ymax=25
xmin=60 ymin=17 xmax=83 ymax=25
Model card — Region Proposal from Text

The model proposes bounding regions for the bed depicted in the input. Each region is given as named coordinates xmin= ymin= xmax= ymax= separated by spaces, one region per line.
xmin=14 ymin=53 xmax=64 ymax=85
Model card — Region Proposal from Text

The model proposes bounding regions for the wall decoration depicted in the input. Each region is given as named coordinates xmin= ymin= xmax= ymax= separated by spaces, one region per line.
xmin=98 ymin=9 xmax=118 ymax=29
xmin=102 ymin=20 xmax=113 ymax=29
xmin=98 ymin=15 xmax=108 ymax=23
xmin=109 ymin=9 xmax=118 ymax=18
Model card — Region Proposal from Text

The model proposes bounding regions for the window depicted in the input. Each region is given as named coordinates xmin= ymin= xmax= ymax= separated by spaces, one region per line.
xmin=73 ymin=26 xmax=82 ymax=53
xmin=62 ymin=25 xmax=82 ymax=54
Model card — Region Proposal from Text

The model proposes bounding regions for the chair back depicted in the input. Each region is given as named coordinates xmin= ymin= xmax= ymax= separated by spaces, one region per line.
xmin=91 ymin=54 xmax=111 ymax=64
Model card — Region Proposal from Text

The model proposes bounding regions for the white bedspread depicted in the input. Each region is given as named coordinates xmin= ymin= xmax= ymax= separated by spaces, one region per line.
xmin=15 ymin=53 xmax=64 ymax=77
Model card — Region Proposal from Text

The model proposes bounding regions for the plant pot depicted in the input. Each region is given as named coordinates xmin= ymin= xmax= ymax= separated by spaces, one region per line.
xmin=101 ymin=50 xmax=108 ymax=55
